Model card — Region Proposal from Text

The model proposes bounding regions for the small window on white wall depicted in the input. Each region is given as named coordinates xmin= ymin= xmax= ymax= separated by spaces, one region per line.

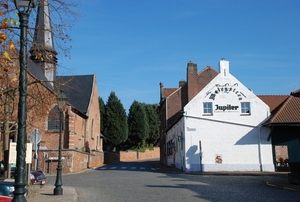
xmin=203 ymin=102 xmax=213 ymax=115
xmin=241 ymin=102 xmax=251 ymax=114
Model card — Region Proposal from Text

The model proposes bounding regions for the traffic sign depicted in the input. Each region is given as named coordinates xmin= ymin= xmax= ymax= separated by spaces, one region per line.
xmin=30 ymin=128 xmax=41 ymax=144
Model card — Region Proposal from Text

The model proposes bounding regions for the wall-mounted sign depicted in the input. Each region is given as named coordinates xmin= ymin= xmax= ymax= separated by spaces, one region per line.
xmin=187 ymin=127 xmax=196 ymax=131
xmin=215 ymin=104 xmax=239 ymax=111
xmin=205 ymin=83 xmax=246 ymax=101
xmin=49 ymin=157 xmax=65 ymax=160
xmin=9 ymin=142 xmax=32 ymax=164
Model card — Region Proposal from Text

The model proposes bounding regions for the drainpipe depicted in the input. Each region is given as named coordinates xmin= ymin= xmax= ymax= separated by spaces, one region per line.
xmin=258 ymin=110 xmax=270 ymax=172
xmin=258 ymin=126 xmax=263 ymax=171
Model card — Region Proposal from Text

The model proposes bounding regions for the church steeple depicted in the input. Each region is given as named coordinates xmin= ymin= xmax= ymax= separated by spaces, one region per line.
xmin=30 ymin=0 xmax=57 ymax=86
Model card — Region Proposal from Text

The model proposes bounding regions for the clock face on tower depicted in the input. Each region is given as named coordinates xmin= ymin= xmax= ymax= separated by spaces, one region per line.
xmin=205 ymin=83 xmax=246 ymax=101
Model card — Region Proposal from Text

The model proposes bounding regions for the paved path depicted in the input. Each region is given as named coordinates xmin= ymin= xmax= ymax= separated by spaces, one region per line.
xmin=27 ymin=185 xmax=78 ymax=202
xmin=26 ymin=160 xmax=300 ymax=201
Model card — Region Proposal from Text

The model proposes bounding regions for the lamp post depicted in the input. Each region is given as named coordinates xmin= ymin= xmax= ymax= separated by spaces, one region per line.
xmin=54 ymin=90 xmax=67 ymax=195
xmin=13 ymin=0 xmax=37 ymax=201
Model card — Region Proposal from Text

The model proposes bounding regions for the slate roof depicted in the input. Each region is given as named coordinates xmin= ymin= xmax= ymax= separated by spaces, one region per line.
xmin=56 ymin=75 xmax=94 ymax=116
xmin=27 ymin=58 xmax=93 ymax=117
xmin=27 ymin=59 xmax=54 ymax=90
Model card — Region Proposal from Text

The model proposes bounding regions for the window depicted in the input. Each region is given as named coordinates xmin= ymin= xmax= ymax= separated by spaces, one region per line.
xmin=203 ymin=102 xmax=213 ymax=114
xmin=96 ymin=136 xmax=99 ymax=150
xmin=241 ymin=102 xmax=251 ymax=114
xmin=47 ymin=105 xmax=61 ymax=131
xmin=91 ymin=119 xmax=94 ymax=139
xmin=166 ymin=139 xmax=175 ymax=156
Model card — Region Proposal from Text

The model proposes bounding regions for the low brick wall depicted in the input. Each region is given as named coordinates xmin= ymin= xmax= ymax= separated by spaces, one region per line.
xmin=89 ymin=150 xmax=105 ymax=168
xmin=105 ymin=147 xmax=160 ymax=163
xmin=71 ymin=151 xmax=88 ymax=172
xmin=138 ymin=147 xmax=160 ymax=160
xmin=35 ymin=149 xmax=104 ymax=174
xmin=120 ymin=150 xmax=137 ymax=161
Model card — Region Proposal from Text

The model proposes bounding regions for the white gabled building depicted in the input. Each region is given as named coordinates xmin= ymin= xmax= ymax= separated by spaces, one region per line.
xmin=163 ymin=59 xmax=274 ymax=172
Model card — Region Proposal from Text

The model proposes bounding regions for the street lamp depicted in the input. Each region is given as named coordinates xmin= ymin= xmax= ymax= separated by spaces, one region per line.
xmin=53 ymin=90 xmax=67 ymax=195
xmin=13 ymin=0 xmax=37 ymax=201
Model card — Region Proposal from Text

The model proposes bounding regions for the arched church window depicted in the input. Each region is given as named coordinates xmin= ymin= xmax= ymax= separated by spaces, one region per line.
xmin=47 ymin=105 xmax=62 ymax=131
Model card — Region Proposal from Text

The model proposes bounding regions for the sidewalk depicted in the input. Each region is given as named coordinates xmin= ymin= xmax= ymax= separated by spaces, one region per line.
xmin=27 ymin=185 xmax=78 ymax=202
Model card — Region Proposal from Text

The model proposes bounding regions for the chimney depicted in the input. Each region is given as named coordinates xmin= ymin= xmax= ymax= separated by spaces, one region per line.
xmin=179 ymin=80 xmax=186 ymax=87
xmin=219 ymin=58 xmax=229 ymax=77
xmin=187 ymin=61 xmax=197 ymax=102
xmin=159 ymin=82 xmax=164 ymax=102
xmin=187 ymin=61 xmax=197 ymax=76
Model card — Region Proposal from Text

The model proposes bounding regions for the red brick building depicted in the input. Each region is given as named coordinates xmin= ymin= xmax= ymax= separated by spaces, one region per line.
xmin=158 ymin=62 xmax=218 ymax=164
xmin=1 ymin=1 xmax=103 ymax=175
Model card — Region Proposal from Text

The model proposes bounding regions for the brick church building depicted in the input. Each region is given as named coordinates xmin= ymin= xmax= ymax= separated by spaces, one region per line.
xmin=1 ymin=0 xmax=103 ymax=175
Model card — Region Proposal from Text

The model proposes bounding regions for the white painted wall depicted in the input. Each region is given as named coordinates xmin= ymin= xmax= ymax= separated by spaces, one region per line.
xmin=166 ymin=119 xmax=185 ymax=170
xmin=166 ymin=61 xmax=274 ymax=172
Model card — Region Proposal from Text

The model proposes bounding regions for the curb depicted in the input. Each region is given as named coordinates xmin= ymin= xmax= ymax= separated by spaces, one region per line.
xmin=155 ymin=163 xmax=300 ymax=193
xmin=154 ymin=165 xmax=288 ymax=176
xmin=266 ymin=181 xmax=300 ymax=193
xmin=185 ymin=172 xmax=286 ymax=176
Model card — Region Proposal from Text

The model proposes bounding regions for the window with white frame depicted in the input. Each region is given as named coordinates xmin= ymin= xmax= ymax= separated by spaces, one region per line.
xmin=241 ymin=102 xmax=251 ymax=114
xmin=203 ymin=102 xmax=213 ymax=114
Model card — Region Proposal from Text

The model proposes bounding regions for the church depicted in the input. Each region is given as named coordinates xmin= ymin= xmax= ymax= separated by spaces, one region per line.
xmin=1 ymin=0 xmax=103 ymax=175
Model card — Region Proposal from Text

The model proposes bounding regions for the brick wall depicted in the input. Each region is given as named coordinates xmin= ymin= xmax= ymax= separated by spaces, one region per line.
xmin=138 ymin=147 xmax=160 ymax=160
xmin=89 ymin=150 xmax=104 ymax=168
xmin=71 ymin=151 xmax=88 ymax=172
xmin=105 ymin=147 xmax=160 ymax=163
xmin=34 ymin=149 xmax=104 ymax=174
xmin=120 ymin=151 xmax=137 ymax=161
xmin=275 ymin=145 xmax=289 ymax=162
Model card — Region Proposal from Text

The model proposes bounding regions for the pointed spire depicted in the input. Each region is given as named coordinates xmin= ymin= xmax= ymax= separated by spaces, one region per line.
xmin=30 ymin=0 xmax=57 ymax=85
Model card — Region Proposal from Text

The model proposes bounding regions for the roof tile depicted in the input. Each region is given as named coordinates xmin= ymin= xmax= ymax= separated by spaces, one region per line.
xmin=258 ymin=95 xmax=289 ymax=113
xmin=163 ymin=88 xmax=177 ymax=98
xmin=268 ymin=96 xmax=300 ymax=124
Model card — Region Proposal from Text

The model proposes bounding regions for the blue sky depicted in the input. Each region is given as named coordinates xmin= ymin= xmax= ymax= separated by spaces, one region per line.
xmin=58 ymin=0 xmax=300 ymax=112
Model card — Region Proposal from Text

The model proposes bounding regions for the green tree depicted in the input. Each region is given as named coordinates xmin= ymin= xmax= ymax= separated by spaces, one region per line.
xmin=98 ymin=97 xmax=105 ymax=134
xmin=127 ymin=100 xmax=149 ymax=149
xmin=144 ymin=103 xmax=160 ymax=146
xmin=103 ymin=92 xmax=128 ymax=150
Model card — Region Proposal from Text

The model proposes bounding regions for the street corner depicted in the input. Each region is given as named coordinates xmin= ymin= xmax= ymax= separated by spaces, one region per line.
xmin=153 ymin=163 xmax=183 ymax=174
